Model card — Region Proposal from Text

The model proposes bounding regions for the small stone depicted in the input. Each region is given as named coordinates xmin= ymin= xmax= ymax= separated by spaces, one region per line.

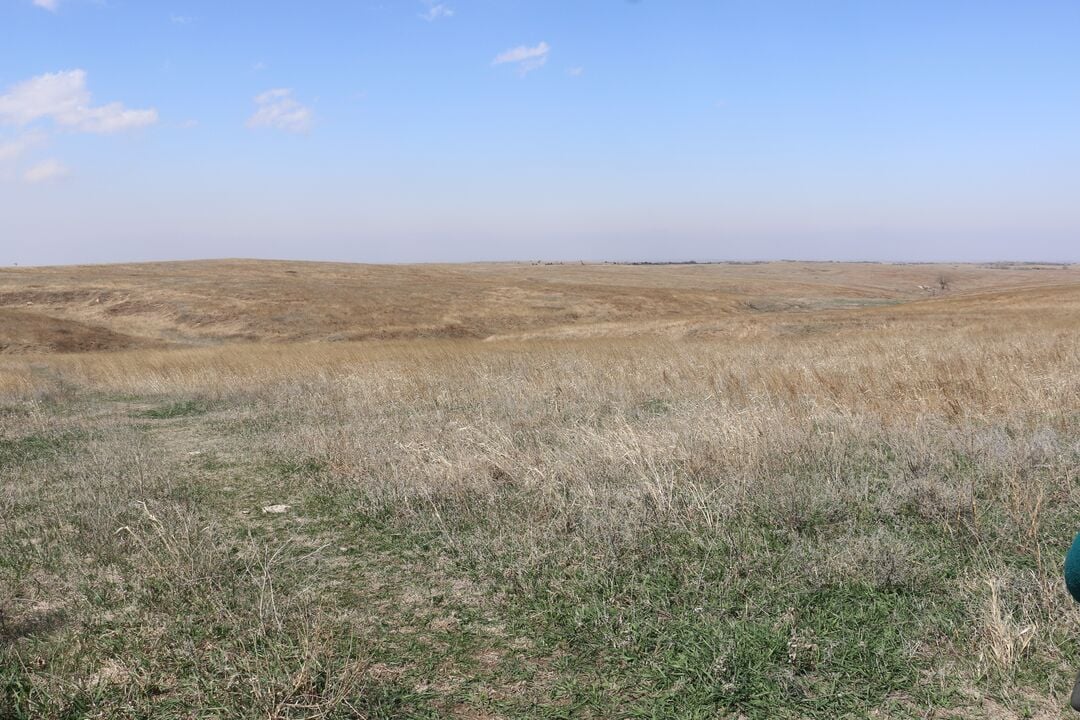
xmin=261 ymin=504 xmax=290 ymax=514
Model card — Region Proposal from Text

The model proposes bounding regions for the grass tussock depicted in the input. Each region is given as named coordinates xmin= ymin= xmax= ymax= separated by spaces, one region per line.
xmin=0 ymin=274 xmax=1078 ymax=718
xmin=137 ymin=398 xmax=213 ymax=420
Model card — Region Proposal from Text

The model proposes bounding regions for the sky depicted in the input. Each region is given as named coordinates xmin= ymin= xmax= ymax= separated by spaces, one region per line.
xmin=2 ymin=0 xmax=1079 ymax=265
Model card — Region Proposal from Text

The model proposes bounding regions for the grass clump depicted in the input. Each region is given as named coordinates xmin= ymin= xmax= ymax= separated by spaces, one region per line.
xmin=264 ymin=454 xmax=328 ymax=481
xmin=0 ymin=432 xmax=76 ymax=471
xmin=138 ymin=398 xmax=212 ymax=419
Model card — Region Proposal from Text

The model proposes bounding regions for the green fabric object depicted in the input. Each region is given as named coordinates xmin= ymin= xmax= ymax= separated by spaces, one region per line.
xmin=1066 ymin=532 xmax=1080 ymax=603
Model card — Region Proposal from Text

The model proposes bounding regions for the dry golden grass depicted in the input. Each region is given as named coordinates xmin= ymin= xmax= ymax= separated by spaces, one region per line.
xmin=2 ymin=264 xmax=1077 ymax=412
xmin=1 ymin=259 xmax=1076 ymax=351
xmin=2 ymin=260 xmax=1079 ymax=718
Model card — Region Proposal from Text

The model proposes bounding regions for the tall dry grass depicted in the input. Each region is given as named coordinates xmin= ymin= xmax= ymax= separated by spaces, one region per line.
xmin=3 ymin=304 xmax=1075 ymax=417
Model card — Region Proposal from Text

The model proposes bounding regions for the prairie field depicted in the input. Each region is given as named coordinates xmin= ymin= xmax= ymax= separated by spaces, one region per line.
xmin=1 ymin=260 xmax=1079 ymax=719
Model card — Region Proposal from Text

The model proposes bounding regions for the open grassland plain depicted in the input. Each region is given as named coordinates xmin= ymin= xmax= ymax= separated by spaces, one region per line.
xmin=1 ymin=261 xmax=1079 ymax=718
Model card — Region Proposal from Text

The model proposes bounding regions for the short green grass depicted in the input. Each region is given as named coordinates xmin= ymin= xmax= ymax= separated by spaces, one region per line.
xmin=0 ymin=431 xmax=78 ymax=471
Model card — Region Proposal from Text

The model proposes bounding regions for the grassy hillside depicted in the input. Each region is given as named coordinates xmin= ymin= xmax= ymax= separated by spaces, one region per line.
xmin=1 ymin=260 xmax=1076 ymax=351
xmin=1 ymin=261 xmax=1079 ymax=718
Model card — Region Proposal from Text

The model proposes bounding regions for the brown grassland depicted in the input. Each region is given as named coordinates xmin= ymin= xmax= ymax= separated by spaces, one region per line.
xmin=1 ymin=260 xmax=1079 ymax=718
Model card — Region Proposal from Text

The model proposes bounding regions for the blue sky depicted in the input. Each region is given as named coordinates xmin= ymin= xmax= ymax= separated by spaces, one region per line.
xmin=2 ymin=0 xmax=1079 ymax=265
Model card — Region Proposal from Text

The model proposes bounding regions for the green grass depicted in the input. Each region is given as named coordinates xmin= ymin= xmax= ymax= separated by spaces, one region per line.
xmin=137 ymin=398 xmax=212 ymax=419
xmin=264 ymin=454 xmax=329 ymax=481
xmin=0 ymin=405 xmax=30 ymax=418
xmin=0 ymin=432 xmax=77 ymax=470
xmin=385 ymin=495 xmax=956 ymax=717
xmin=638 ymin=398 xmax=673 ymax=416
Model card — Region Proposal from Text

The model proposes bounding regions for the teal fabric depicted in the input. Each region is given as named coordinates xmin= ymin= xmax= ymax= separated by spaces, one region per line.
xmin=1066 ymin=532 xmax=1080 ymax=603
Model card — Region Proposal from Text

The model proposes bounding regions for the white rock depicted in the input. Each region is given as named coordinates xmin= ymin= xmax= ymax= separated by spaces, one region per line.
xmin=261 ymin=504 xmax=290 ymax=514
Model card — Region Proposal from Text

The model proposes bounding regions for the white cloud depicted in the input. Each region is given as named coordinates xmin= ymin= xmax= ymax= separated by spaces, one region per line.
xmin=246 ymin=88 xmax=313 ymax=133
xmin=24 ymin=159 xmax=69 ymax=184
xmin=0 ymin=141 xmax=22 ymax=163
xmin=0 ymin=131 xmax=45 ymax=163
xmin=0 ymin=70 xmax=158 ymax=134
xmin=32 ymin=0 xmax=58 ymax=12
xmin=420 ymin=3 xmax=453 ymax=21
xmin=492 ymin=42 xmax=550 ymax=75
xmin=170 ymin=14 xmax=194 ymax=25
xmin=255 ymin=88 xmax=291 ymax=103
xmin=493 ymin=42 xmax=550 ymax=65
xmin=567 ymin=66 xmax=585 ymax=77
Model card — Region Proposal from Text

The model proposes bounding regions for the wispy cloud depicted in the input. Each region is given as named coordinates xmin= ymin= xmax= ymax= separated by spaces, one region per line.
xmin=246 ymin=88 xmax=313 ymax=133
xmin=0 ymin=131 xmax=45 ymax=163
xmin=24 ymin=158 xmax=69 ymax=184
xmin=170 ymin=14 xmax=194 ymax=25
xmin=419 ymin=2 xmax=453 ymax=21
xmin=0 ymin=71 xmax=156 ymax=183
xmin=32 ymin=0 xmax=58 ymax=12
xmin=0 ymin=70 xmax=158 ymax=133
xmin=492 ymin=42 xmax=550 ymax=76
xmin=567 ymin=66 xmax=585 ymax=77
xmin=0 ymin=140 xmax=24 ymax=163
